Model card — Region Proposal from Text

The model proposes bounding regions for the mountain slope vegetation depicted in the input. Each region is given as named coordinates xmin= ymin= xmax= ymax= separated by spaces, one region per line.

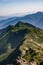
xmin=0 ymin=21 xmax=43 ymax=65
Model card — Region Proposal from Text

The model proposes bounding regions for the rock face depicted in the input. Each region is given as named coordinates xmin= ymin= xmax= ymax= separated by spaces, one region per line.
xmin=16 ymin=57 xmax=29 ymax=65
xmin=30 ymin=62 xmax=37 ymax=65
xmin=17 ymin=57 xmax=37 ymax=65
xmin=9 ymin=56 xmax=37 ymax=65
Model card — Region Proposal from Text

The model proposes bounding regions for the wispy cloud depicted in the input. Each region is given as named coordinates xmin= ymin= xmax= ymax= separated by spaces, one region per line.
xmin=0 ymin=0 xmax=43 ymax=16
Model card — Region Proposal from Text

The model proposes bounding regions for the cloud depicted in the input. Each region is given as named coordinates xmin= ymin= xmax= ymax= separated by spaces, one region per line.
xmin=0 ymin=0 xmax=43 ymax=16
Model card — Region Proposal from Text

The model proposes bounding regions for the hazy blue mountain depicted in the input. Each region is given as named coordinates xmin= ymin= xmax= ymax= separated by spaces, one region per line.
xmin=0 ymin=12 xmax=43 ymax=29
xmin=20 ymin=12 xmax=43 ymax=29
xmin=0 ymin=16 xmax=9 ymax=21
xmin=0 ymin=17 xmax=19 ymax=29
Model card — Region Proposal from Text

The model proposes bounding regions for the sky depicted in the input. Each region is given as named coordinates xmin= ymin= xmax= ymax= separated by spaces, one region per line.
xmin=0 ymin=0 xmax=43 ymax=16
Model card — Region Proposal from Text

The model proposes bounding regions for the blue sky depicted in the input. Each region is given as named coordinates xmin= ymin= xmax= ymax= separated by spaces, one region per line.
xmin=0 ymin=0 xmax=43 ymax=16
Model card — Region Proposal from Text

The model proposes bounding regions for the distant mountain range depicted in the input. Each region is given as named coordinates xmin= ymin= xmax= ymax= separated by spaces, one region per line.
xmin=0 ymin=12 xmax=43 ymax=29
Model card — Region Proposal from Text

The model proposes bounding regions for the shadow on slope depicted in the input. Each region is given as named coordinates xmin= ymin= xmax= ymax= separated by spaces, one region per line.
xmin=0 ymin=29 xmax=30 ymax=65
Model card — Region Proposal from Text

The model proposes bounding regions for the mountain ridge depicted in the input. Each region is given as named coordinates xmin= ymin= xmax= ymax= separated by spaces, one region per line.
xmin=0 ymin=12 xmax=43 ymax=29
xmin=0 ymin=21 xmax=43 ymax=65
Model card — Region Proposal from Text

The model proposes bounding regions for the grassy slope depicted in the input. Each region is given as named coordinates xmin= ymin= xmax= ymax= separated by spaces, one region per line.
xmin=0 ymin=21 xmax=43 ymax=65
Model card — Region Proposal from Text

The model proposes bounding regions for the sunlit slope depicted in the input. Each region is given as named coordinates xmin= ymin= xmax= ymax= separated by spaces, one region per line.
xmin=0 ymin=21 xmax=43 ymax=65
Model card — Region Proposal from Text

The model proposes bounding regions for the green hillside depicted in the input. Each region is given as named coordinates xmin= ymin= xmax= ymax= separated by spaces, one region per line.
xmin=0 ymin=21 xmax=43 ymax=65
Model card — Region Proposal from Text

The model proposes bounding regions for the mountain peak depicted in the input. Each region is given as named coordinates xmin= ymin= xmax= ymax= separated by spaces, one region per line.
xmin=36 ymin=11 xmax=43 ymax=14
